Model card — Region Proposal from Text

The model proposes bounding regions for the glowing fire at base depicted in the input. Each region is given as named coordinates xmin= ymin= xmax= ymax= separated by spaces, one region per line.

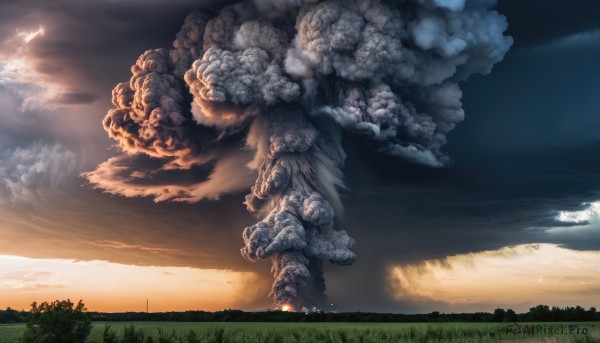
xmin=281 ymin=304 xmax=292 ymax=312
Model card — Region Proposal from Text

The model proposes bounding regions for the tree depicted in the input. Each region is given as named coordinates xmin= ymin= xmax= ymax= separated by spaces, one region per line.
xmin=528 ymin=305 xmax=551 ymax=321
xmin=493 ymin=308 xmax=505 ymax=322
xmin=504 ymin=309 xmax=518 ymax=322
xmin=21 ymin=299 xmax=91 ymax=343
xmin=0 ymin=307 xmax=26 ymax=324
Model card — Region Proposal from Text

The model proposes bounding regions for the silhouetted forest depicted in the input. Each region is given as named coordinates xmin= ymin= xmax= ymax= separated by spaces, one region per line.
xmin=0 ymin=307 xmax=27 ymax=323
xmin=1 ymin=305 xmax=598 ymax=324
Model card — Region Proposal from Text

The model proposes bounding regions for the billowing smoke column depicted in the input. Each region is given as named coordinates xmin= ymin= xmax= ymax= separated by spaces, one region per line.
xmin=91 ymin=0 xmax=512 ymax=310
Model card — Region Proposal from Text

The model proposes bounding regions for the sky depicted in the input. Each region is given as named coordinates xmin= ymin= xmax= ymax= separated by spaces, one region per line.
xmin=0 ymin=0 xmax=599 ymax=313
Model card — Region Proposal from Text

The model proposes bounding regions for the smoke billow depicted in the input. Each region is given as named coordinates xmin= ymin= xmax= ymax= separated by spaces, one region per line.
xmin=86 ymin=0 xmax=512 ymax=310
xmin=1 ymin=142 xmax=77 ymax=202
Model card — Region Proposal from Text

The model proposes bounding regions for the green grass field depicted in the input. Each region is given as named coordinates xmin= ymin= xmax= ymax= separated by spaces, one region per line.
xmin=1 ymin=322 xmax=599 ymax=343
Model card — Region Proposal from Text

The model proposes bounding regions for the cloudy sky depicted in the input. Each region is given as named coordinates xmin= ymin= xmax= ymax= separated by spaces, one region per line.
xmin=0 ymin=0 xmax=599 ymax=313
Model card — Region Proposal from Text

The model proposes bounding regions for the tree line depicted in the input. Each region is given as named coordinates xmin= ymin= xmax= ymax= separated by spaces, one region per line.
xmin=1 ymin=304 xmax=598 ymax=324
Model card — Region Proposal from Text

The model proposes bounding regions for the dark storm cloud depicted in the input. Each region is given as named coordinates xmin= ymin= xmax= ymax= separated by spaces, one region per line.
xmin=330 ymin=26 xmax=600 ymax=312
xmin=0 ymin=0 xmax=233 ymax=97
xmin=0 ymin=184 xmax=276 ymax=310
xmin=317 ymin=19 xmax=600 ymax=310
xmin=452 ymin=35 xmax=600 ymax=152
xmin=497 ymin=0 xmax=600 ymax=48
xmin=0 ymin=0 xmax=232 ymax=201
xmin=0 ymin=142 xmax=78 ymax=203
xmin=0 ymin=0 xmax=244 ymax=182
xmin=52 ymin=92 xmax=98 ymax=105
xmin=0 ymin=188 xmax=254 ymax=271
xmin=320 ymin=17 xmax=600 ymax=309
xmin=321 ymin=137 xmax=600 ymax=312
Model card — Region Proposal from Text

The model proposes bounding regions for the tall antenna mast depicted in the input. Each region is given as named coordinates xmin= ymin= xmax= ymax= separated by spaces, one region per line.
xmin=146 ymin=299 xmax=149 ymax=313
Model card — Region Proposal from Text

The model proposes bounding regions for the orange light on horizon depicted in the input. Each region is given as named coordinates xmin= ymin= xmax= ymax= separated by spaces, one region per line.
xmin=389 ymin=244 xmax=600 ymax=312
xmin=0 ymin=255 xmax=261 ymax=312
xmin=281 ymin=304 xmax=292 ymax=312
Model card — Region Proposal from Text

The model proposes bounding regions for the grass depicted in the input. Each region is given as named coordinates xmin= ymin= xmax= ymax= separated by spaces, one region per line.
xmin=1 ymin=322 xmax=599 ymax=343
xmin=0 ymin=324 xmax=23 ymax=343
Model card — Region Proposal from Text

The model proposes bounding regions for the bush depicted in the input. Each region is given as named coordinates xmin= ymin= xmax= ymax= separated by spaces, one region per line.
xmin=21 ymin=299 xmax=91 ymax=343
xmin=103 ymin=325 xmax=119 ymax=343
xmin=157 ymin=329 xmax=176 ymax=343
xmin=183 ymin=331 xmax=200 ymax=343
xmin=123 ymin=325 xmax=145 ymax=343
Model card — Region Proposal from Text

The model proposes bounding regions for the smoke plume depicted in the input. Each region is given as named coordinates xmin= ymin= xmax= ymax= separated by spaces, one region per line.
xmin=86 ymin=0 xmax=512 ymax=310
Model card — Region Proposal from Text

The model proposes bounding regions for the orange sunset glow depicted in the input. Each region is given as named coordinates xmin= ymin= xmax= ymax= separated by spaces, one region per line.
xmin=0 ymin=255 xmax=260 ymax=312
xmin=389 ymin=244 xmax=600 ymax=312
